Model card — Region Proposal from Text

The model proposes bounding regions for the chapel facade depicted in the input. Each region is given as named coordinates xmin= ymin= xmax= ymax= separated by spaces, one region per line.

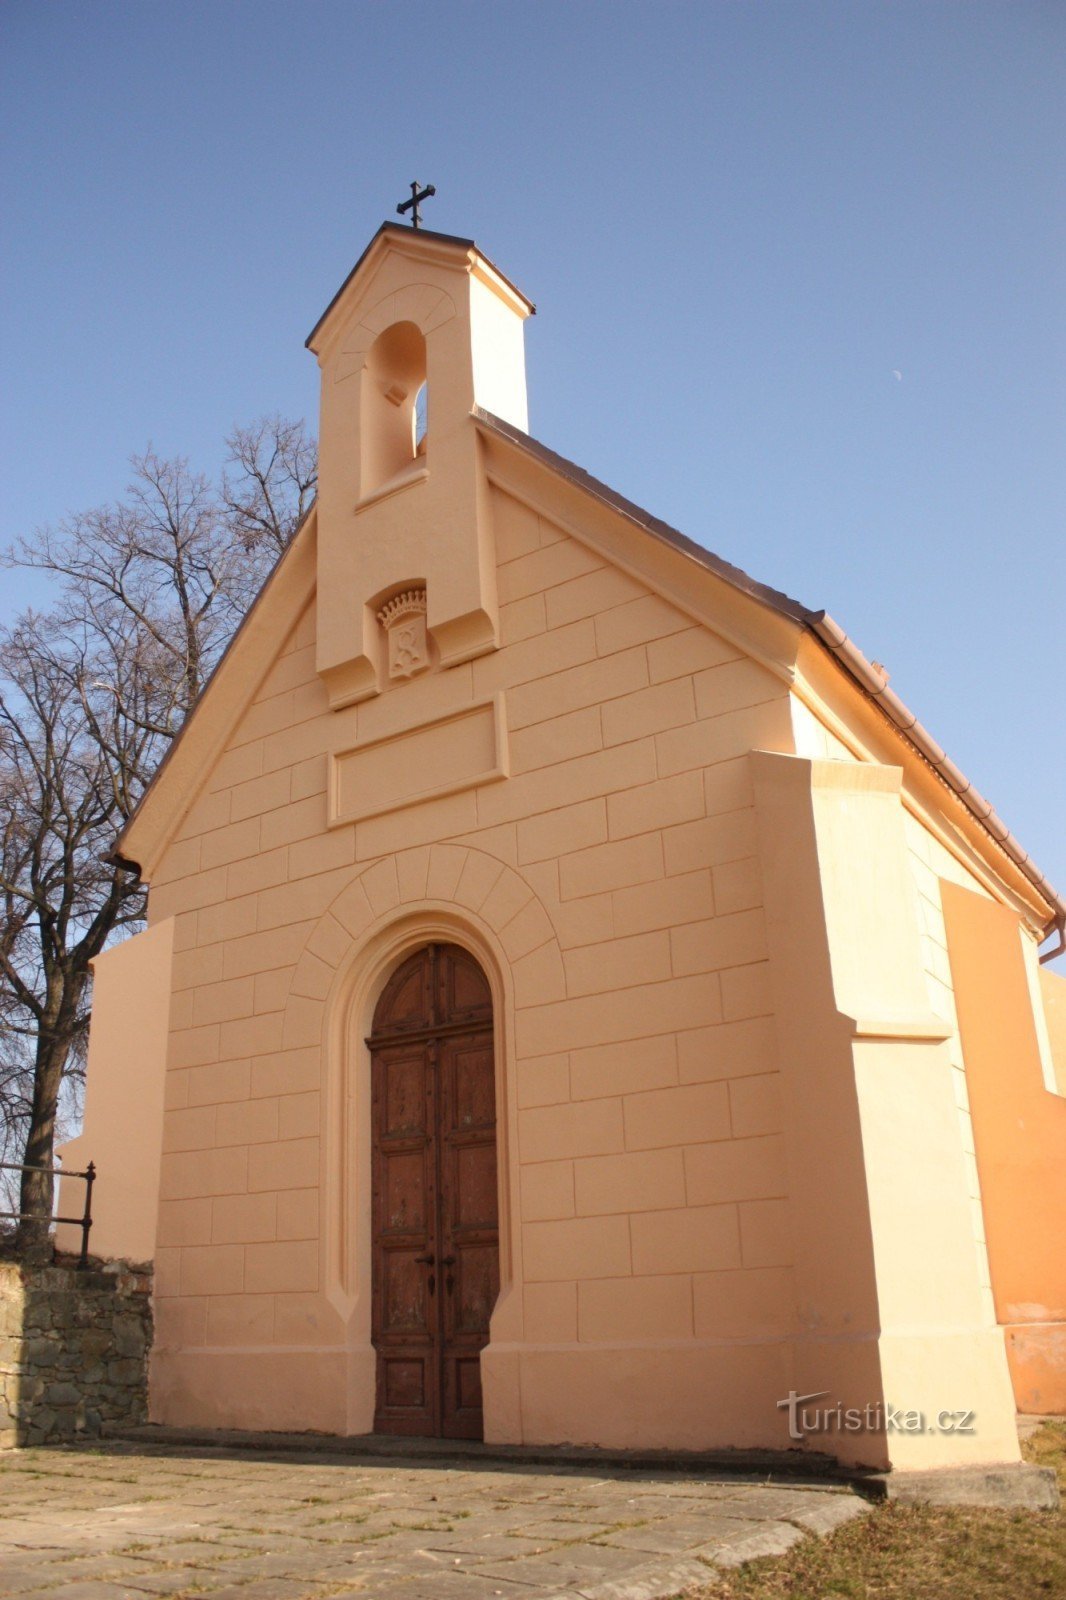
xmin=61 ymin=223 xmax=1066 ymax=1472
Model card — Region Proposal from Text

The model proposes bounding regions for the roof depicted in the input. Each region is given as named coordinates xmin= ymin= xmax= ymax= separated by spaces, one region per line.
xmin=305 ymin=223 xmax=536 ymax=351
xmin=474 ymin=409 xmax=814 ymax=626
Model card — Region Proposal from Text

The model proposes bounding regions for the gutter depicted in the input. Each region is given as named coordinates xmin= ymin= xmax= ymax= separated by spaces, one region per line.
xmin=809 ymin=612 xmax=1065 ymax=962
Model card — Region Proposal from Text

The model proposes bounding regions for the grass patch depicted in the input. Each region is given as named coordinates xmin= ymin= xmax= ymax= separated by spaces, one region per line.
xmin=1024 ymin=1421 xmax=1066 ymax=1492
xmin=389 ymin=1518 xmax=457 ymax=1532
xmin=679 ymin=1422 xmax=1066 ymax=1600
xmin=313 ymin=1527 xmax=395 ymax=1545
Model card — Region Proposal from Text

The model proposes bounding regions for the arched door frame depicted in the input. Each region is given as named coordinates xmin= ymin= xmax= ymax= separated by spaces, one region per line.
xmin=322 ymin=906 xmax=519 ymax=1435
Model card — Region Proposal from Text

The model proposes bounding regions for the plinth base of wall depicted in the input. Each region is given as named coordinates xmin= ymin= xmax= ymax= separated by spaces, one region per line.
xmin=869 ymin=1460 xmax=1059 ymax=1510
xmin=105 ymin=1422 xmax=1061 ymax=1510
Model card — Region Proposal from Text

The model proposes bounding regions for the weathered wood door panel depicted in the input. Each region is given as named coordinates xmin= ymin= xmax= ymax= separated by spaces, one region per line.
xmin=370 ymin=944 xmax=498 ymax=1439
xmin=371 ymin=1035 xmax=438 ymax=1434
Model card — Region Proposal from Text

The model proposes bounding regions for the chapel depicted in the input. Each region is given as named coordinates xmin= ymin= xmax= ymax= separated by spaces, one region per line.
xmin=61 ymin=220 xmax=1066 ymax=1473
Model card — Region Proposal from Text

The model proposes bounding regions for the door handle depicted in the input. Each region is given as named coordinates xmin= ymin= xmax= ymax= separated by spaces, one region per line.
xmin=440 ymin=1255 xmax=456 ymax=1267
xmin=414 ymin=1252 xmax=436 ymax=1293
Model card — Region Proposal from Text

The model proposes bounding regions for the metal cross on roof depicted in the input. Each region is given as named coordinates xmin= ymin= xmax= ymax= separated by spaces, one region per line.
xmin=397 ymin=180 xmax=436 ymax=230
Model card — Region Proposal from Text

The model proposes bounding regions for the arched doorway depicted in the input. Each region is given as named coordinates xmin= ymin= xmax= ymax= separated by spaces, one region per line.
xmin=367 ymin=942 xmax=499 ymax=1438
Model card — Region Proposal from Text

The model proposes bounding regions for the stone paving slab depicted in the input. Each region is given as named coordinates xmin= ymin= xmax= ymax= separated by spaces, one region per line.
xmin=0 ymin=1440 xmax=869 ymax=1600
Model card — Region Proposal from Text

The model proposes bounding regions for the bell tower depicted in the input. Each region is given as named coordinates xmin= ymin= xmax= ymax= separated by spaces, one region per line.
xmin=306 ymin=224 xmax=535 ymax=708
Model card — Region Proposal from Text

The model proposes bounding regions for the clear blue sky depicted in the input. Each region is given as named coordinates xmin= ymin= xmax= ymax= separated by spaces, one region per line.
xmin=2 ymin=1 xmax=1063 ymax=928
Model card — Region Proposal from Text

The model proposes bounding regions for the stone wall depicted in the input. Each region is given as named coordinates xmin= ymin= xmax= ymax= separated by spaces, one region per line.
xmin=0 ymin=1257 xmax=152 ymax=1448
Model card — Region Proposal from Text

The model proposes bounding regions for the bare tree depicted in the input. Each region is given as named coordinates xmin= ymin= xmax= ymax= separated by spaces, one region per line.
xmin=0 ymin=758 xmax=38 ymax=1235
xmin=222 ymin=415 xmax=318 ymax=560
xmin=0 ymin=614 xmax=149 ymax=1251
xmin=0 ymin=423 xmax=315 ymax=1251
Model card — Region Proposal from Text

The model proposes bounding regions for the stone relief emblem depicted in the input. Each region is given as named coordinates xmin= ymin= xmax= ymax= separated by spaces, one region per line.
xmin=377 ymin=589 xmax=430 ymax=680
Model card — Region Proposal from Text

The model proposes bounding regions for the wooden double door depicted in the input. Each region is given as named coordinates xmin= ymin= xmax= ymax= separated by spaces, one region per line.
xmin=369 ymin=943 xmax=500 ymax=1439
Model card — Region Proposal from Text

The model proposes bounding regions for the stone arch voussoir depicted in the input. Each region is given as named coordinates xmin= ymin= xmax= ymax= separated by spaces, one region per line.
xmin=283 ymin=842 xmax=566 ymax=1051
xmin=336 ymin=284 xmax=457 ymax=383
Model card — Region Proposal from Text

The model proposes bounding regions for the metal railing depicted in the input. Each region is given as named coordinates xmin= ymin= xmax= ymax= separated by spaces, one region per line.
xmin=0 ymin=1159 xmax=96 ymax=1267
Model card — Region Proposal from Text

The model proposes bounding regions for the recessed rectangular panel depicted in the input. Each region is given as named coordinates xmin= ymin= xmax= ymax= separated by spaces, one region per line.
xmin=383 ymin=1149 xmax=427 ymax=1233
xmin=454 ymin=1244 xmax=500 ymax=1336
xmin=383 ymin=1249 xmax=430 ymax=1335
xmin=451 ymin=1041 xmax=496 ymax=1133
xmin=330 ymin=698 xmax=507 ymax=825
xmin=440 ymin=948 xmax=493 ymax=1023
xmin=454 ymin=1144 xmax=498 ymax=1228
xmin=384 ymin=1358 xmax=426 ymax=1410
xmin=383 ymin=1050 xmax=427 ymax=1139
xmin=455 ymin=1357 xmax=483 ymax=1412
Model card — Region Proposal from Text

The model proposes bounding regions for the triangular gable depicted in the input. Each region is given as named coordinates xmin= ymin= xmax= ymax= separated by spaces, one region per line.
xmin=115 ymin=414 xmax=1063 ymax=947
xmin=116 ymin=424 xmax=818 ymax=883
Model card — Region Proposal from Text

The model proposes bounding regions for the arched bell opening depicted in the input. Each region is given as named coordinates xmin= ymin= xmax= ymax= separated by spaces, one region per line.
xmin=360 ymin=320 xmax=427 ymax=497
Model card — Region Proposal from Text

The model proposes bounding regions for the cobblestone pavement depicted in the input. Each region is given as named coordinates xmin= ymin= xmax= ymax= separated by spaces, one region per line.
xmin=0 ymin=1441 xmax=868 ymax=1600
